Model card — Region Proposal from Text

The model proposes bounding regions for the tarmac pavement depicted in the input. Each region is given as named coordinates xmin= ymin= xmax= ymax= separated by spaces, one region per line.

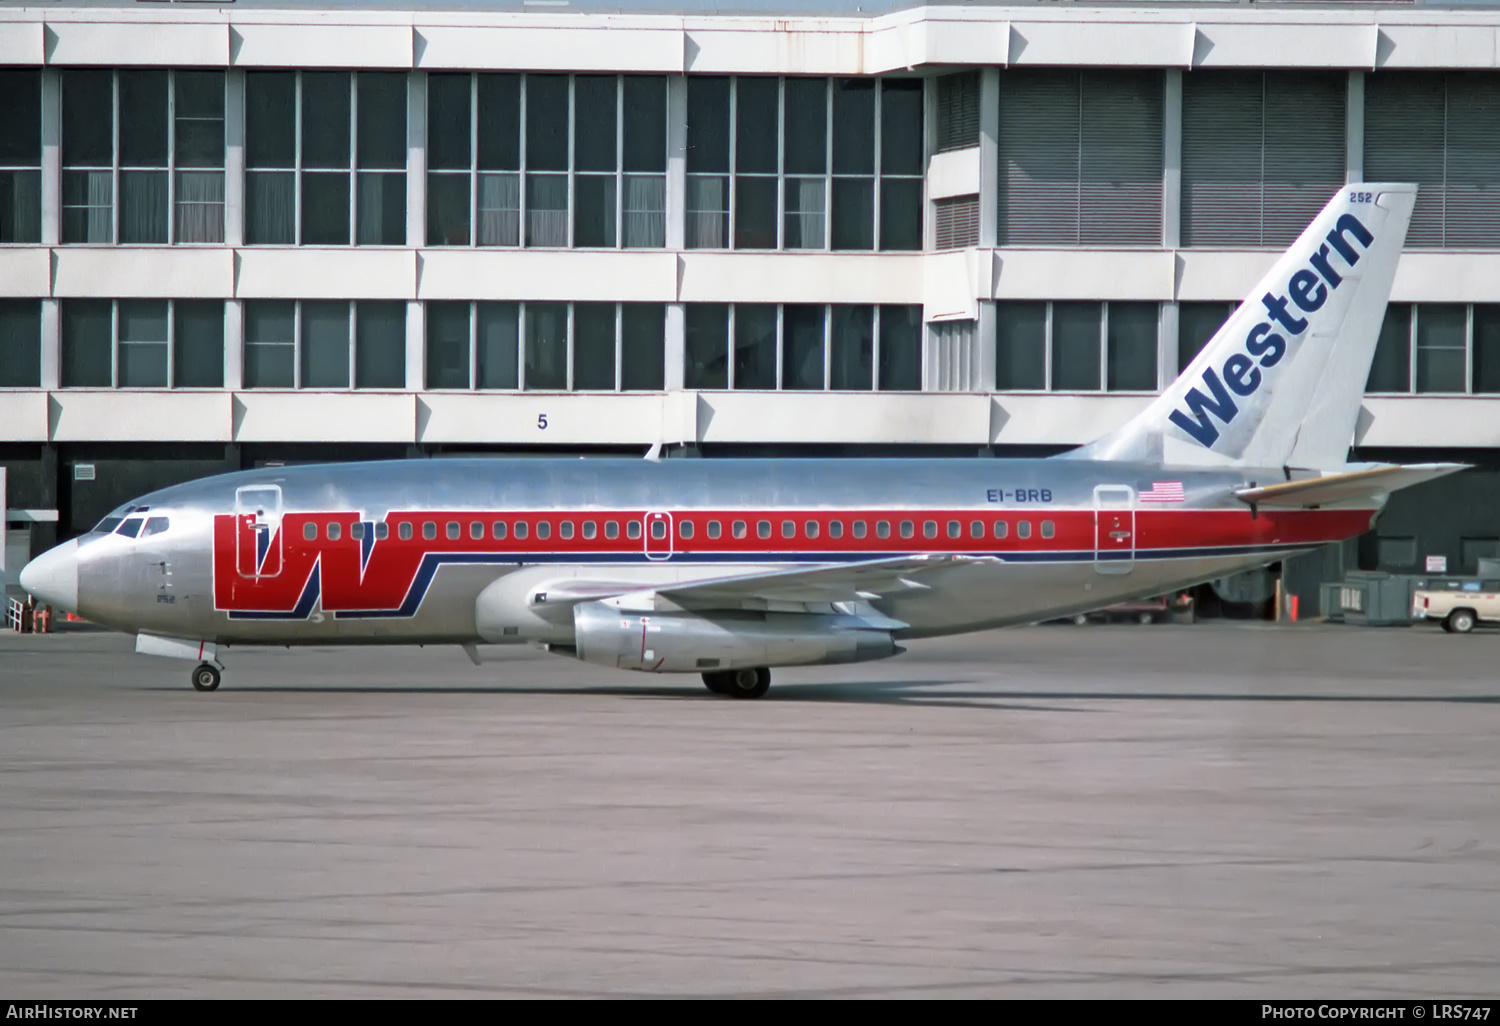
xmin=1 ymin=622 xmax=1496 ymax=997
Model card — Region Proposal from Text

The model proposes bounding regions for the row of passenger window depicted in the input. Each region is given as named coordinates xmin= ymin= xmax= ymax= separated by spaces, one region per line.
xmin=301 ymin=516 xmax=1058 ymax=543
xmin=305 ymin=519 xmax=645 ymax=542
xmin=680 ymin=517 xmax=1057 ymax=541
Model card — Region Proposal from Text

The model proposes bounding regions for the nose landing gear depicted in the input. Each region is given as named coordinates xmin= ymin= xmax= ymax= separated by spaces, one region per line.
xmin=192 ymin=663 xmax=221 ymax=692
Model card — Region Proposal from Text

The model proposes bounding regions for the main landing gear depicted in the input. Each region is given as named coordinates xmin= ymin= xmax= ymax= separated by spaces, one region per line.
xmin=702 ymin=667 xmax=771 ymax=700
xmin=191 ymin=663 xmax=221 ymax=692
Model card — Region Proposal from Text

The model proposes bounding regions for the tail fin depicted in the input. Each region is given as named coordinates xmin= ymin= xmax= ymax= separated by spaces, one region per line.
xmin=1068 ymin=184 xmax=1416 ymax=469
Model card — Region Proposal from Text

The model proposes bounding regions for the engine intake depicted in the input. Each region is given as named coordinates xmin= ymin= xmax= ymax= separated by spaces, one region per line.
xmin=572 ymin=600 xmax=899 ymax=673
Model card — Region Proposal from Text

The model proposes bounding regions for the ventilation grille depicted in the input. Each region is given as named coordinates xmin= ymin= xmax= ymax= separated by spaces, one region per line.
xmin=926 ymin=319 xmax=980 ymax=391
xmin=934 ymin=195 xmax=979 ymax=250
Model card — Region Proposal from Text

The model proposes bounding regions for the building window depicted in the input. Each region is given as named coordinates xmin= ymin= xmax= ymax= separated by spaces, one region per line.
xmin=0 ymin=70 xmax=41 ymax=244
xmin=1473 ymin=306 xmax=1500 ymax=394
xmin=879 ymin=304 xmax=923 ymax=391
xmin=244 ymin=300 xmax=402 ymax=389
xmin=60 ymin=299 xmax=224 ymax=388
xmin=246 ymin=71 xmax=406 ymax=247
xmin=996 ymin=301 xmax=1159 ymax=392
xmin=62 ymin=70 xmax=226 ymax=245
xmin=356 ymin=301 xmax=407 ymax=388
xmin=1460 ymin=537 xmax=1500 ymax=574
xmin=683 ymin=303 xmax=922 ymax=391
xmin=1366 ymin=305 xmax=1412 ymax=394
xmin=1366 ymin=72 xmax=1500 ymax=249
xmin=998 ymin=70 xmax=1163 ymax=246
xmin=0 ymin=300 xmax=41 ymax=387
xmin=1415 ymin=305 xmax=1467 ymax=393
xmin=1366 ymin=303 xmax=1500 ymax=395
xmin=1376 ymin=536 xmax=1417 ymax=569
xmin=1177 ymin=301 xmax=1236 ymax=372
xmin=685 ymin=76 xmax=922 ymax=252
xmin=425 ymin=301 xmax=664 ymax=391
xmin=995 ymin=301 xmax=1046 ymax=391
xmin=1181 ymin=72 xmax=1345 ymax=247
xmin=936 ymin=71 xmax=981 ymax=153
xmin=427 ymin=74 xmax=665 ymax=249
xmin=831 ymin=305 xmax=873 ymax=390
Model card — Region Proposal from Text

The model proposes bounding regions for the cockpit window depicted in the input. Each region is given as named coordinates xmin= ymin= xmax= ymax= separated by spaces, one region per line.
xmin=94 ymin=517 xmax=123 ymax=534
xmin=117 ymin=518 xmax=145 ymax=538
xmin=141 ymin=517 xmax=170 ymax=537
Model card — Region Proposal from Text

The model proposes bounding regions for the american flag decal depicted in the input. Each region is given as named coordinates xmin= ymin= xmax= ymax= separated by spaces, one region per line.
xmin=1139 ymin=481 xmax=1186 ymax=503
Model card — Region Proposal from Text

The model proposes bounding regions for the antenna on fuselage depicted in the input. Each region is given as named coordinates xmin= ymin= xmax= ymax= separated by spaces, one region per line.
xmin=644 ymin=442 xmax=662 ymax=461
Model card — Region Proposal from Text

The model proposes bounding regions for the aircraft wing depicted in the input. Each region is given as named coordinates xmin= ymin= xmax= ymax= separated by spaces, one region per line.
xmin=1232 ymin=463 xmax=1466 ymax=508
xmin=655 ymin=553 xmax=997 ymax=606
xmin=517 ymin=554 xmax=994 ymax=618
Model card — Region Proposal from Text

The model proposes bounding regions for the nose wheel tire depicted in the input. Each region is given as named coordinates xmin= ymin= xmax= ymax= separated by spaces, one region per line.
xmin=192 ymin=663 xmax=221 ymax=692
xmin=701 ymin=667 xmax=771 ymax=699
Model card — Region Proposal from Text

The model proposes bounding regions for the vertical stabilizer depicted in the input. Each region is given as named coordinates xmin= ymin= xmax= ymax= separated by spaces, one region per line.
xmin=1067 ymin=185 xmax=1415 ymax=469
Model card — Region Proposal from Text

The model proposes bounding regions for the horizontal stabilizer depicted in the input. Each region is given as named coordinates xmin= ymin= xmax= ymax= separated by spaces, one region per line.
xmin=1232 ymin=463 xmax=1466 ymax=508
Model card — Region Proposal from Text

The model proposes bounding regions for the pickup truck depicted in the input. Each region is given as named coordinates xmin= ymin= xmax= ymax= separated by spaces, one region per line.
xmin=1412 ymin=587 xmax=1500 ymax=633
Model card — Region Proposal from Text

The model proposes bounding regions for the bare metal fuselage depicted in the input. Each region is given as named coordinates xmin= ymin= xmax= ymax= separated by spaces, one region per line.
xmin=68 ymin=457 xmax=1374 ymax=656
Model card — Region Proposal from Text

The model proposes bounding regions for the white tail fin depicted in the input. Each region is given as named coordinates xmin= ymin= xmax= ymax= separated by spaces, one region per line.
xmin=1069 ymin=184 xmax=1416 ymax=469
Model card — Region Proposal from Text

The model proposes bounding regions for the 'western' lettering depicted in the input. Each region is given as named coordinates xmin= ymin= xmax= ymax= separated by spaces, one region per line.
xmin=1245 ymin=323 xmax=1286 ymax=368
xmin=1325 ymin=213 xmax=1373 ymax=266
xmin=1167 ymin=369 xmax=1239 ymax=447
xmin=1307 ymin=243 xmax=1343 ymax=288
xmin=1222 ymin=353 xmax=1262 ymax=397
xmin=1261 ymin=292 xmax=1308 ymax=335
xmin=1288 ymin=269 xmax=1327 ymax=313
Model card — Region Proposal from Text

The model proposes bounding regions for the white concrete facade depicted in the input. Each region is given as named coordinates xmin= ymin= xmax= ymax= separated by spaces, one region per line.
xmin=3 ymin=3 xmax=1500 ymax=450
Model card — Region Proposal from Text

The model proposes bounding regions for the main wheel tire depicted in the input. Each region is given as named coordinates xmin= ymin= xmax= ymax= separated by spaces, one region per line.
xmin=1447 ymin=609 xmax=1477 ymax=634
xmin=724 ymin=666 xmax=771 ymax=700
xmin=191 ymin=663 xmax=221 ymax=692
xmin=702 ymin=671 xmax=729 ymax=695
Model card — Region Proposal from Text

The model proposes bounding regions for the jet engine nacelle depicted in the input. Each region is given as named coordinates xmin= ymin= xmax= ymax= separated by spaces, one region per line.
xmin=572 ymin=600 xmax=900 ymax=673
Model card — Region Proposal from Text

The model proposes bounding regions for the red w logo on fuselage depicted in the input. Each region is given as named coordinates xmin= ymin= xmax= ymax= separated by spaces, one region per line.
xmin=215 ymin=511 xmax=435 ymax=614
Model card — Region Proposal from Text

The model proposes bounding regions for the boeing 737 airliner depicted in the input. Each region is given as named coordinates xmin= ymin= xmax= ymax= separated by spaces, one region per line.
xmin=20 ymin=184 xmax=1462 ymax=697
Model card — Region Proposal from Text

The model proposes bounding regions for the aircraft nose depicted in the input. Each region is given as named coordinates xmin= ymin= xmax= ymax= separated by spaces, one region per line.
xmin=19 ymin=539 xmax=80 ymax=613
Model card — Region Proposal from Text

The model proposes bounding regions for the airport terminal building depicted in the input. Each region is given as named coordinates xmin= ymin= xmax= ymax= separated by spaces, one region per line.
xmin=4 ymin=0 xmax=1500 ymax=611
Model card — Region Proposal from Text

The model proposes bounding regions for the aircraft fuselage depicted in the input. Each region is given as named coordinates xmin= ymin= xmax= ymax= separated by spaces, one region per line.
xmin=57 ymin=456 xmax=1373 ymax=648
